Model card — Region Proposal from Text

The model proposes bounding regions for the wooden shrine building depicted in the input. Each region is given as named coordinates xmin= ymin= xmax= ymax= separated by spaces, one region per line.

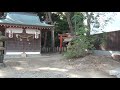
xmin=0 ymin=12 xmax=54 ymax=55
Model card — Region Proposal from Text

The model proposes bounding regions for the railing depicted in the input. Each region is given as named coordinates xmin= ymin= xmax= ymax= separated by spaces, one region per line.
xmin=41 ymin=47 xmax=67 ymax=53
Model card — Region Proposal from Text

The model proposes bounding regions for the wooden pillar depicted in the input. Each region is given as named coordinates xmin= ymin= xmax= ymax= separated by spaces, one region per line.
xmin=2 ymin=26 xmax=7 ymax=55
xmin=39 ymin=30 xmax=41 ymax=55
xmin=51 ymin=28 xmax=55 ymax=52
xmin=22 ymin=28 xmax=25 ymax=53
xmin=4 ymin=28 xmax=7 ymax=55
xmin=60 ymin=35 xmax=63 ymax=53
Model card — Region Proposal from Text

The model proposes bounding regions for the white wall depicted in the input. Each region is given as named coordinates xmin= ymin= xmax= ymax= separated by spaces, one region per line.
xmin=6 ymin=28 xmax=40 ymax=34
xmin=6 ymin=27 xmax=23 ymax=33
xmin=26 ymin=29 xmax=40 ymax=34
xmin=6 ymin=52 xmax=40 ymax=55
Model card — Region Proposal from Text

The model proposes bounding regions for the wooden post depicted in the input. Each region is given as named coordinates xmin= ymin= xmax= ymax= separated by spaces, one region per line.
xmin=4 ymin=27 xmax=7 ymax=55
xmin=51 ymin=29 xmax=54 ymax=52
xmin=39 ymin=30 xmax=41 ymax=55
xmin=43 ymin=31 xmax=47 ymax=48
xmin=60 ymin=35 xmax=63 ymax=53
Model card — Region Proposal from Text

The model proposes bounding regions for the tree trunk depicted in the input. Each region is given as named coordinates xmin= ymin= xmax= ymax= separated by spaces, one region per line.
xmin=48 ymin=12 xmax=53 ymax=24
xmin=45 ymin=12 xmax=49 ymax=22
xmin=0 ymin=12 xmax=4 ymax=18
xmin=86 ymin=12 xmax=93 ymax=36
xmin=43 ymin=12 xmax=49 ymax=48
xmin=47 ymin=12 xmax=55 ymax=50
xmin=65 ymin=12 xmax=74 ymax=35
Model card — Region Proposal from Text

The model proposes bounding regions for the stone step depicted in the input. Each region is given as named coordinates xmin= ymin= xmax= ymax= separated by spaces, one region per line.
xmin=4 ymin=55 xmax=21 ymax=59
xmin=4 ymin=54 xmax=50 ymax=59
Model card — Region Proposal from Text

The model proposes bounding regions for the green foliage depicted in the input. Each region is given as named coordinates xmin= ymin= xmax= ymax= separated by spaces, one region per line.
xmin=64 ymin=36 xmax=94 ymax=59
xmin=91 ymin=32 xmax=107 ymax=49
xmin=37 ymin=12 xmax=69 ymax=47
xmin=64 ymin=12 xmax=94 ymax=59
xmin=36 ymin=12 xmax=115 ymax=48
xmin=53 ymin=13 xmax=69 ymax=46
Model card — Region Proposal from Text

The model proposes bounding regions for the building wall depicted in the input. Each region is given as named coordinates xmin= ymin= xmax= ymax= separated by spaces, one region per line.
xmin=95 ymin=30 xmax=120 ymax=51
xmin=5 ymin=28 xmax=41 ymax=54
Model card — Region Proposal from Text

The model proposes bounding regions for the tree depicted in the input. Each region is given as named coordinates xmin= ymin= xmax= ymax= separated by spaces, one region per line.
xmin=37 ymin=12 xmax=45 ymax=21
xmin=64 ymin=12 xmax=94 ymax=58
xmin=0 ymin=12 xmax=6 ymax=19
xmin=64 ymin=12 xmax=117 ymax=59
xmin=43 ymin=12 xmax=49 ymax=48
xmin=36 ymin=12 xmax=69 ymax=47
xmin=80 ymin=12 xmax=116 ymax=49
xmin=65 ymin=12 xmax=74 ymax=35
xmin=47 ymin=12 xmax=55 ymax=50
xmin=84 ymin=12 xmax=116 ymax=35
xmin=85 ymin=12 xmax=94 ymax=36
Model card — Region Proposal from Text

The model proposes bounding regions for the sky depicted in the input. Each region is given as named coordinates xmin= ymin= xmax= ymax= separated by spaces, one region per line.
xmin=89 ymin=12 xmax=120 ymax=35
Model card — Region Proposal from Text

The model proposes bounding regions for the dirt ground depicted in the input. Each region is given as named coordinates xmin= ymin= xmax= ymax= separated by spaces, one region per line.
xmin=0 ymin=54 xmax=120 ymax=78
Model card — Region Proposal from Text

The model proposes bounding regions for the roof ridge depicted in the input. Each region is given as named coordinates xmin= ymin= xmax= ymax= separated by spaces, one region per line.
xmin=7 ymin=12 xmax=38 ymax=16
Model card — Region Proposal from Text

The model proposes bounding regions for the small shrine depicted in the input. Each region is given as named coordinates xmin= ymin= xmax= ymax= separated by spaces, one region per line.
xmin=0 ymin=12 xmax=54 ymax=55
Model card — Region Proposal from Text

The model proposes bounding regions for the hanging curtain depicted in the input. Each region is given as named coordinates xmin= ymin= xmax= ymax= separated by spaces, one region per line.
xmin=8 ymin=30 xmax=13 ymax=38
xmin=34 ymin=30 xmax=39 ymax=39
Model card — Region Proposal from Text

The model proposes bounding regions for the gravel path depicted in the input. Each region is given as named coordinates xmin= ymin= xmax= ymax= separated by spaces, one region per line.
xmin=0 ymin=54 xmax=119 ymax=78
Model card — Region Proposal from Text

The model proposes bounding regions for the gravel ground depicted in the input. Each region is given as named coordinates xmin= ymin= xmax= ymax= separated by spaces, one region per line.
xmin=0 ymin=54 xmax=119 ymax=78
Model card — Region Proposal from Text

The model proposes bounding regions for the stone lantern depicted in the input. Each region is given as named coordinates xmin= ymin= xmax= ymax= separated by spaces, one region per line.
xmin=0 ymin=31 xmax=7 ymax=63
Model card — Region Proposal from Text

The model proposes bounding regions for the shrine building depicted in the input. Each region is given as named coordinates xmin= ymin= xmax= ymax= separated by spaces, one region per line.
xmin=0 ymin=12 xmax=54 ymax=55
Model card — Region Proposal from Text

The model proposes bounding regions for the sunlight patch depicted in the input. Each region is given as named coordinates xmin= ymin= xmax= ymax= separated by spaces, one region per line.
xmin=38 ymin=67 xmax=68 ymax=72
xmin=14 ymin=67 xmax=24 ymax=70
xmin=69 ymin=74 xmax=80 ymax=78
xmin=0 ymin=71 xmax=5 ymax=77
xmin=0 ymin=73 xmax=3 ymax=77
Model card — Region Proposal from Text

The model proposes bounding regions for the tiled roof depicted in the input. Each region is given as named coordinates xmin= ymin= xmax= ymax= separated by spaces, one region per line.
xmin=0 ymin=12 xmax=54 ymax=27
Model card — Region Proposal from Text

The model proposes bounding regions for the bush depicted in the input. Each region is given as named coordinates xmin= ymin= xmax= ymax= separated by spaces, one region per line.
xmin=64 ymin=12 xmax=94 ymax=59
xmin=64 ymin=36 xmax=94 ymax=59
xmin=64 ymin=42 xmax=86 ymax=59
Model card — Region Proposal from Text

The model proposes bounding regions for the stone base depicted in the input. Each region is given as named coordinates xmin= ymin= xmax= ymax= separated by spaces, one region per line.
xmin=4 ymin=54 xmax=42 ymax=59
xmin=21 ymin=52 xmax=27 ymax=58
xmin=93 ymin=50 xmax=120 ymax=56
xmin=112 ymin=54 xmax=120 ymax=60
xmin=0 ymin=63 xmax=6 ymax=68
xmin=109 ymin=68 xmax=120 ymax=78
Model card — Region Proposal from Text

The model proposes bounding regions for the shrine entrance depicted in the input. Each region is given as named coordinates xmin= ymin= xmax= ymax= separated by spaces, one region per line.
xmin=6 ymin=28 xmax=41 ymax=54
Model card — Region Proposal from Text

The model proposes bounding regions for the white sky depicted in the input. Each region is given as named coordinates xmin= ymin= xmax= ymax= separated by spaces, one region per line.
xmin=90 ymin=12 xmax=120 ymax=35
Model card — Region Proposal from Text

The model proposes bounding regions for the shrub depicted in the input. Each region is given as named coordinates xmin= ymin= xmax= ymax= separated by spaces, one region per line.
xmin=64 ymin=12 xmax=94 ymax=59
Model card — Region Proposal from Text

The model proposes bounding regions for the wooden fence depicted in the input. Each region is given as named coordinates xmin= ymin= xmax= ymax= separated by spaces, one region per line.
xmin=41 ymin=47 xmax=67 ymax=53
xmin=94 ymin=30 xmax=120 ymax=51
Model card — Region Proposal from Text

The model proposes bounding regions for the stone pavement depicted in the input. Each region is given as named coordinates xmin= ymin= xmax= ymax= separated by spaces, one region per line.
xmin=0 ymin=54 xmax=118 ymax=78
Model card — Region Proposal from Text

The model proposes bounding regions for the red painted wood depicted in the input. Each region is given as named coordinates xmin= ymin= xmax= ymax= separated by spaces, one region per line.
xmin=0 ymin=24 xmax=52 ymax=30
xmin=60 ymin=35 xmax=62 ymax=49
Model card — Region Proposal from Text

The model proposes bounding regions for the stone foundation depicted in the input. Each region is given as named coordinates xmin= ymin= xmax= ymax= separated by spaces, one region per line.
xmin=21 ymin=52 xmax=27 ymax=58
xmin=112 ymin=54 xmax=120 ymax=60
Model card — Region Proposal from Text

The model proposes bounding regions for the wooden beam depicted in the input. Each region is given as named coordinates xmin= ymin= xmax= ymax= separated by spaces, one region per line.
xmin=0 ymin=24 xmax=53 ymax=30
